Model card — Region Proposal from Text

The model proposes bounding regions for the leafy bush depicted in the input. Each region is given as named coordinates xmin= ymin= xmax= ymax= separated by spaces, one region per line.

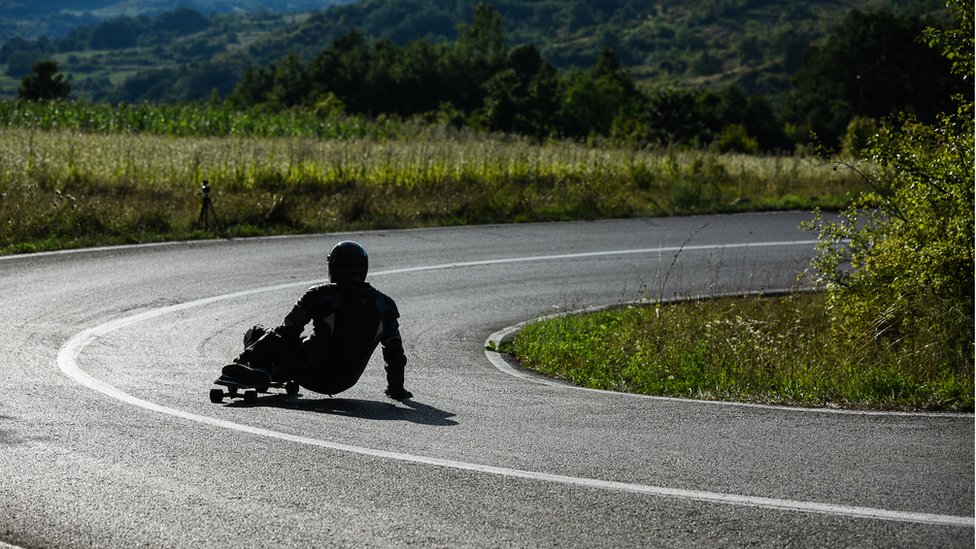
xmin=714 ymin=124 xmax=759 ymax=154
xmin=807 ymin=0 xmax=973 ymax=379
xmin=840 ymin=116 xmax=878 ymax=158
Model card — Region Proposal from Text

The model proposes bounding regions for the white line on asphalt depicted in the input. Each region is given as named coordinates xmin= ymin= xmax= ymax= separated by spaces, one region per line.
xmin=56 ymin=242 xmax=974 ymax=528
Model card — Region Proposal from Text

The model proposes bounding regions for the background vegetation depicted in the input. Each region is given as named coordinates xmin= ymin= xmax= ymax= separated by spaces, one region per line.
xmin=509 ymin=0 xmax=973 ymax=411
xmin=0 ymin=0 xmax=346 ymax=44
xmin=0 ymin=123 xmax=858 ymax=254
xmin=0 ymin=2 xmax=958 ymax=136
xmin=804 ymin=0 xmax=973 ymax=407
xmin=2 ymin=1 xmax=968 ymax=152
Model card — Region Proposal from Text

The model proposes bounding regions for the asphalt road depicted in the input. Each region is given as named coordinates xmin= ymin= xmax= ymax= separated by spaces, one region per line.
xmin=1 ymin=213 xmax=972 ymax=547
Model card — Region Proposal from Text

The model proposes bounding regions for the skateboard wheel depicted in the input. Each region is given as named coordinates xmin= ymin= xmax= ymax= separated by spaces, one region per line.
xmin=286 ymin=381 xmax=299 ymax=396
xmin=209 ymin=388 xmax=224 ymax=403
xmin=243 ymin=389 xmax=258 ymax=404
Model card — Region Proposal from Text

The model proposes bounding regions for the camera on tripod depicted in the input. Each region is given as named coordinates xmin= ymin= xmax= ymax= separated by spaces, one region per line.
xmin=196 ymin=180 xmax=218 ymax=229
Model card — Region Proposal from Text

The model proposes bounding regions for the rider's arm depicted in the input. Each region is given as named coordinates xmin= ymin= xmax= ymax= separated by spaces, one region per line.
xmin=278 ymin=285 xmax=335 ymax=338
xmin=381 ymin=307 xmax=411 ymax=400
xmin=278 ymin=305 xmax=309 ymax=339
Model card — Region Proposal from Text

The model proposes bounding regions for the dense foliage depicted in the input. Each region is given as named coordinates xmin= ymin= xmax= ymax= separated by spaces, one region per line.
xmin=0 ymin=1 xmax=966 ymax=149
xmin=227 ymin=5 xmax=794 ymax=149
xmin=785 ymin=8 xmax=966 ymax=146
xmin=235 ymin=0 xmax=943 ymax=95
xmin=807 ymin=0 xmax=973 ymax=385
xmin=505 ymin=0 xmax=973 ymax=412
xmin=0 ymin=0 xmax=954 ymax=133
xmin=220 ymin=3 xmax=964 ymax=149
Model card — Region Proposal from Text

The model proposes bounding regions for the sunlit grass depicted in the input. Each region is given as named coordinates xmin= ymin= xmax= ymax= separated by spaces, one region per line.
xmin=509 ymin=293 xmax=973 ymax=411
xmin=0 ymin=125 xmax=860 ymax=254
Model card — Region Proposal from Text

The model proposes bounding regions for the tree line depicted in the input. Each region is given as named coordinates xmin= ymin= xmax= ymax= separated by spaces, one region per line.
xmin=229 ymin=4 xmax=788 ymax=150
xmin=226 ymin=4 xmax=963 ymax=151
xmin=12 ymin=3 xmax=967 ymax=151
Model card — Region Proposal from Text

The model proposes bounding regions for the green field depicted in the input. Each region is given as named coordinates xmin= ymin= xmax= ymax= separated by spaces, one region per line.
xmin=0 ymin=114 xmax=859 ymax=254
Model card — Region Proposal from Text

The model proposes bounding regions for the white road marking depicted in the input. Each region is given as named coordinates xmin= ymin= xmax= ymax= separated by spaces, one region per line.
xmin=57 ymin=242 xmax=974 ymax=528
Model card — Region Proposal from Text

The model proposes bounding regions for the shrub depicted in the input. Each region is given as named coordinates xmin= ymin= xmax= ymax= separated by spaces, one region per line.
xmin=807 ymin=0 xmax=973 ymax=379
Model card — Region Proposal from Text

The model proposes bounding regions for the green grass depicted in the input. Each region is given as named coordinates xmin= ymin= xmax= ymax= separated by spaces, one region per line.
xmin=0 ymin=122 xmax=860 ymax=255
xmin=508 ymin=293 xmax=974 ymax=412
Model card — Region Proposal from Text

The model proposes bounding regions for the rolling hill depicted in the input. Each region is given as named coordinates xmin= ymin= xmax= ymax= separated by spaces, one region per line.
xmin=0 ymin=0 xmax=948 ymax=103
xmin=0 ymin=0 xmax=351 ymax=43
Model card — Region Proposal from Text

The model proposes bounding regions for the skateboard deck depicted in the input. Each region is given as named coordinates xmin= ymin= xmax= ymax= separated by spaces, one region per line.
xmin=210 ymin=375 xmax=300 ymax=404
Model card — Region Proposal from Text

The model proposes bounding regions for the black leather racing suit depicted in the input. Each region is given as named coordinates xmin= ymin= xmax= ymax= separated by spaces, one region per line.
xmin=236 ymin=281 xmax=407 ymax=396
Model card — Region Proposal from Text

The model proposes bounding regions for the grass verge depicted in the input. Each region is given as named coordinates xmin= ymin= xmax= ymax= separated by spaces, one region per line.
xmin=507 ymin=292 xmax=974 ymax=412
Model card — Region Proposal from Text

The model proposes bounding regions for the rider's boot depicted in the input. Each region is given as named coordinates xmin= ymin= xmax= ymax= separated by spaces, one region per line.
xmin=221 ymin=362 xmax=272 ymax=386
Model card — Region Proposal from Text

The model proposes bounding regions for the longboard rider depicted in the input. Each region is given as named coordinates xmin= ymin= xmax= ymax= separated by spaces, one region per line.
xmin=220 ymin=240 xmax=413 ymax=400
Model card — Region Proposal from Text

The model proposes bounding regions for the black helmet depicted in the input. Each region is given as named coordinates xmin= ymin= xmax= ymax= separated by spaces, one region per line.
xmin=327 ymin=240 xmax=368 ymax=282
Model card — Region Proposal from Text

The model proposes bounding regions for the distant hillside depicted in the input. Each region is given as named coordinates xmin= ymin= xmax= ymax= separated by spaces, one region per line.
xmin=242 ymin=0 xmax=946 ymax=96
xmin=0 ymin=0 xmax=948 ymax=102
xmin=0 ymin=0 xmax=351 ymax=42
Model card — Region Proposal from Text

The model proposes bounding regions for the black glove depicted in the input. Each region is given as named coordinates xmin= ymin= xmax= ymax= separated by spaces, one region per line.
xmin=384 ymin=356 xmax=410 ymax=400
xmin=385 ymin=386 xmax=413 ymax=400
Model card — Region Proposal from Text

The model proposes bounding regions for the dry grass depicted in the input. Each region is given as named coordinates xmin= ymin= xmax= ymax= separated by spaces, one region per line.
xmin=0 ymin=127 xmax=861 ymax=253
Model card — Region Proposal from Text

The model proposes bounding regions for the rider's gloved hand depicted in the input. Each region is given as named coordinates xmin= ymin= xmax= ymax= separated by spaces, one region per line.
xmin=384 ymin=360 xmax=410 ymax=400
xmin=385 ymin=386 xmax=413 ymax=400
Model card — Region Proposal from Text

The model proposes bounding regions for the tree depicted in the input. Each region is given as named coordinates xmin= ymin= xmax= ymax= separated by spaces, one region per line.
xmin=451 ymin=3 xmax=507 ymax=111
xmin=269 ymin=53 xmax=310 ymax=108
xmin=643 ymin=87 xmax=703 ymax=145
xmin=698 ymin=85 xmax=789 ymax=151
xmin=18 ymin=60 xmax=70 ymax=101
xmin=455 ymin=3 xmax=506 ymax=69
xmin=786 ymin=9 xmax=965 ymax=146
xmin=557 ymin=48 xmax=643 ymax=139
xmin=229 ymin=64 xmax=275 ymax=107
xmin=808 ymin=0 xmax=973 ymax=374
xmin=392 ymin=39 xmax=452 ymax=115
xmin=482 ymin=44 xmax=558 ymax=136
xmin=308 ymin=29 xmax=371 ymax=112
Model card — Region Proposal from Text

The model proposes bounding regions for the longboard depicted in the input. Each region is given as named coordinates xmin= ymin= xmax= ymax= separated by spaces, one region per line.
xmin=210 ymin=375 xmax=300 ymax=404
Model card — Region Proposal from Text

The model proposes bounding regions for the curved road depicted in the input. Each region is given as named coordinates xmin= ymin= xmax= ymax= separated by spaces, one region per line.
xmin=1 ymin=213 xmax=972 ymax=547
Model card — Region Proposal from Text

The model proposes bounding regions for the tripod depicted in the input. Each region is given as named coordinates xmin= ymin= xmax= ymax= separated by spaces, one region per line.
xmin=196 ymin=181 xmax=218 ymax=230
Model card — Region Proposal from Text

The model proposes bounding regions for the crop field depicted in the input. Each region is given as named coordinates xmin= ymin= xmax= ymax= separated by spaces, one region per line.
xmin=0 ymin=123 xmax=862 ymax=254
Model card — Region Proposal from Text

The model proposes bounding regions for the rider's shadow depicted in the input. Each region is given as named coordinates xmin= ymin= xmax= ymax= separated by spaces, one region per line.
xmin=230 ymin=395 xmax=458 ymax=426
